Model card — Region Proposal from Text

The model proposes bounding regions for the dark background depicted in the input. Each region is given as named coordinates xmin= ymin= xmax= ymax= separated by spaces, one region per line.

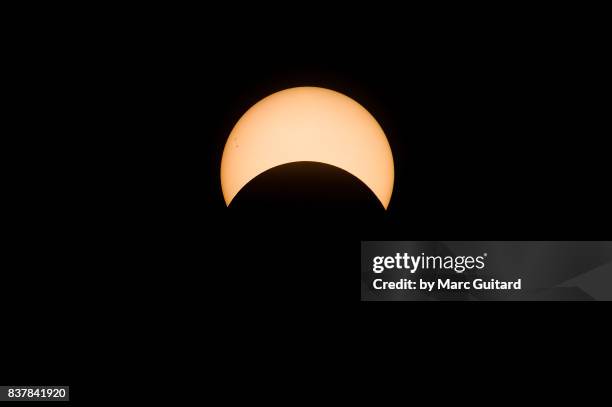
xmin=3 ymin=6 xmax=610 ymax=402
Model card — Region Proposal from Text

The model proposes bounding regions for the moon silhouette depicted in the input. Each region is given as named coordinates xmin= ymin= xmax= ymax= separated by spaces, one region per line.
xmin=220 ymin=87 xmax=394 ymax=209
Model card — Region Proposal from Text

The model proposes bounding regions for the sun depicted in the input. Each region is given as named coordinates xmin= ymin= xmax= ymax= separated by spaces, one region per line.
xmin=220 ymin=87 xmax=394 ymax=209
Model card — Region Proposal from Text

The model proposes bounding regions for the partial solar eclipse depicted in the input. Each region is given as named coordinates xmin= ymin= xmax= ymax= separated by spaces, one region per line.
xmin=220 ymin=87 xmax=394 ymax=209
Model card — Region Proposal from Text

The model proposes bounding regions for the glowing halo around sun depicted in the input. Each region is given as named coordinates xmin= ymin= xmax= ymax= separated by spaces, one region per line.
xmin=220 ymin=87 xmax=394 ymax=209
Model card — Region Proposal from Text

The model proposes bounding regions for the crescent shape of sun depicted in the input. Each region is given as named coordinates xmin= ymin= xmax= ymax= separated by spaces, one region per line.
xmin=220 ymin=87 xmax=394 ymax=209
